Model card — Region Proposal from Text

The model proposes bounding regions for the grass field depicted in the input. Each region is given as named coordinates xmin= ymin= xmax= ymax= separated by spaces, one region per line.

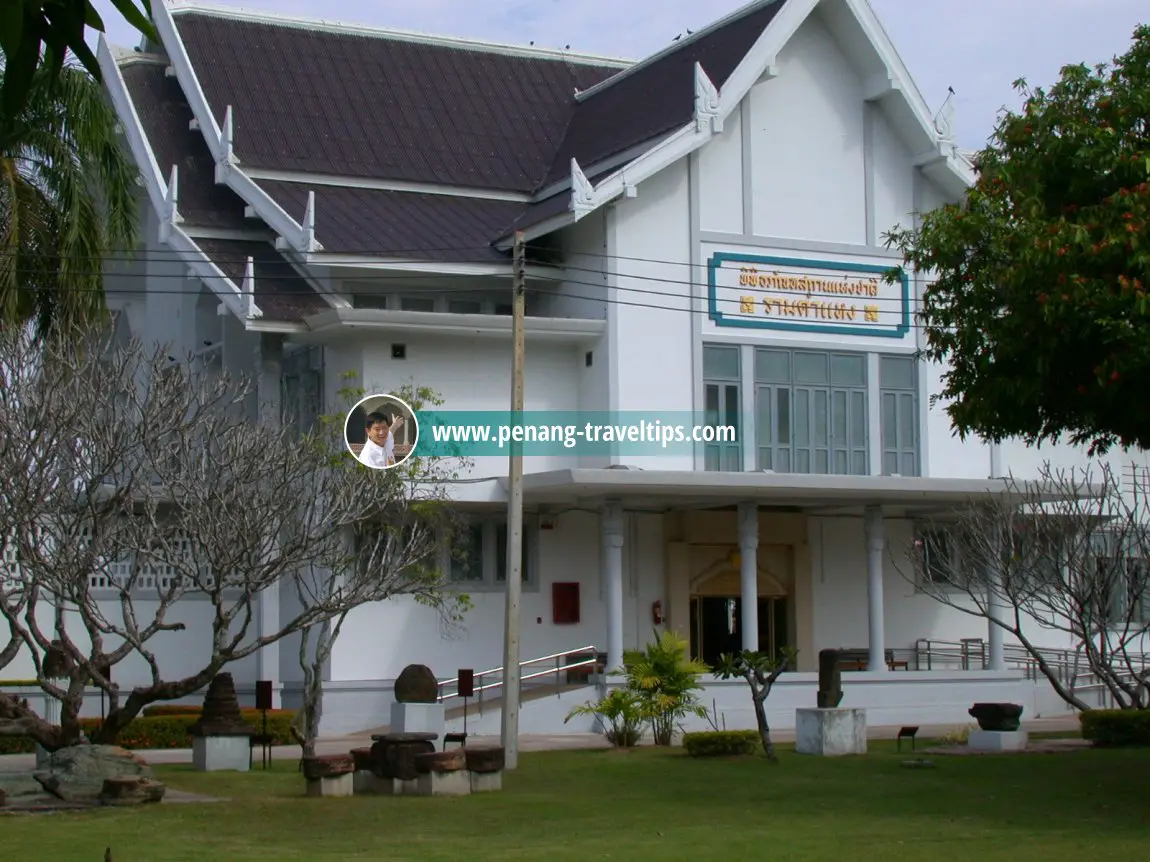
xmin=3 ymin=736 xmax=1148 ymax=861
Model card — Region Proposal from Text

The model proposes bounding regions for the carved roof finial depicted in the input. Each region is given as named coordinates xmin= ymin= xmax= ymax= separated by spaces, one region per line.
xmin=570 ymin=159 xmax=595 ymax=221
xmin=694 ymin=62 xmax=722 ymax=133
xmin=934 ymin=86 xmax=957 ymax=147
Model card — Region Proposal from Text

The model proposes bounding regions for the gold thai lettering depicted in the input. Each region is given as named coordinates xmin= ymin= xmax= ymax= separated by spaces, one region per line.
xmin=737 ymin=266 xmax=879 ymax=298
xmin=739 ymin=295 xmax=755 ymax=313
xmin=863 ymin=304 xmax=880 ymax=323
xmin=761 ymin=297 xmax=857 ymax=321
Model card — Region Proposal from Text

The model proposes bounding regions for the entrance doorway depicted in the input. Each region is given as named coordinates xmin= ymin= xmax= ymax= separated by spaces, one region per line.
xmin=689 ymin=596 xmax=788 ymax=667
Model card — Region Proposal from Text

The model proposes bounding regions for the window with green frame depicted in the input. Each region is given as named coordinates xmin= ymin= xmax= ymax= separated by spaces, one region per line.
xmin=879 ymin=355 xmax=920 ymax=476
xmin=753 ymin=348 xmax=868 ymax=475
xmin=703 ymin=345 xmax=742 ymax=471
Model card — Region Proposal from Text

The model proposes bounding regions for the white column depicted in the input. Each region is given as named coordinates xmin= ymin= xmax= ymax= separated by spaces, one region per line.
xmin=256 ymin=333 xmax=283 ymax=706
xmin=602 ymin=501 xmax=625 ymax=675
xmin=863 ymin=505 xmax=888 ymax=673
xmin=737 ymin=502 xmax=759 ymax=653
xmin=987 ymin=523 xmax=1006 ymax=670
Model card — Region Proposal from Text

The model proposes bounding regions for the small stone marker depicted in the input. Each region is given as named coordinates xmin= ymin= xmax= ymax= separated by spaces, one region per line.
xmin=816 ymin=648 xmax=843 ymax=708
xmin=394 ymin=664 xmax=439 ymax=703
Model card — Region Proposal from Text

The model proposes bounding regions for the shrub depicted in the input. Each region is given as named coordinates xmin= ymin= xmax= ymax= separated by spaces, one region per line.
xmin=0 ymin=709 xmax=297 ymax=754
xmin=682 ymin=730 xmax=759 ymax=758
xmin=937 ymin=724 xmax=975 ymax=746
xmin=565 ymin=689 xmax=645 ymax=748
xmin=1080 ymin=709 xmax=1150 ymax=747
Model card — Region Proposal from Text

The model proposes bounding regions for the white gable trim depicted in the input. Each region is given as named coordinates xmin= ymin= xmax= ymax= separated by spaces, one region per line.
xmin=568 ymin=0 xmax=972 ymax=222
xmin=97 ymin=35 xmax=261 ymax=322
xmin=153 ymin=0 xmax=318 ymax=255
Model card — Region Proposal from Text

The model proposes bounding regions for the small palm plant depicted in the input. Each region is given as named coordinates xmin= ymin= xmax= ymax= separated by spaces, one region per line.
xmin=564 ymin=688 xmax=644 ymax=748
xmin=620 ymin=630 xmax=711 ymax=746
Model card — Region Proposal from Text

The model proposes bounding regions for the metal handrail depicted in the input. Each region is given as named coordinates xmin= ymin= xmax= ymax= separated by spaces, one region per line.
xmin=436 ymin=645 xmax=600 ymax=710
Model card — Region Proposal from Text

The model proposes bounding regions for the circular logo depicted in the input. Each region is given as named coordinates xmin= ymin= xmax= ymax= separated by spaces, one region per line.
xmin=344 ymin=393 xmax=420 ymax=470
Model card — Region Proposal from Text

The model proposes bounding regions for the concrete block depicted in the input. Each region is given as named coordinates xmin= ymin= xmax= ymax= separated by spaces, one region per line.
xmin=305 ymin=773 xmax=354 ymax=798
xmin=968 ymin=730 xmax=1028 ymax=752
xmin=390 ymin=702 xmax=446 ymax=738
xmin=415 ymin=769 xmax=471 ymax=796
xmin=795 ymin=707 xmax=867 ymax=756
xmin=353 ymin=770 xmax=376 ymax=794
xmin=469 ymin=770 xmax=502 ymax=793
xmin=192 ymin=735 xmax=251 ymax=772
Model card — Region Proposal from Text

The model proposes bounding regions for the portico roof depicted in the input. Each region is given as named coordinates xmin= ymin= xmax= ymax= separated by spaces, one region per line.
xmin=509 ymin=469 xmax=1097 ymax=517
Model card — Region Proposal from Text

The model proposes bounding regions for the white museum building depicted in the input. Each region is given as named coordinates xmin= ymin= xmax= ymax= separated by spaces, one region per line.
xmin=9 ymin=0 xmax=1148 ymax=736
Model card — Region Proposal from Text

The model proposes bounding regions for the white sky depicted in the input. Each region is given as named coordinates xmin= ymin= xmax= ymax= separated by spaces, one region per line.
xmin=90 ymin=0 xmax=1147 ymax=151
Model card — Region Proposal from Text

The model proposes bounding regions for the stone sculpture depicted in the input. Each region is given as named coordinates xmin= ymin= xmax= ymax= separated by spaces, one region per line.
xmin=816 ymin=648 xmax=843 ymax=709
xmin=394 ymin=664 xmax=439 ymax=704
xmin=967 ymin=702 xmax=1023 ymax=732
xmin=189 ymin=673 xmax=253 ymax=737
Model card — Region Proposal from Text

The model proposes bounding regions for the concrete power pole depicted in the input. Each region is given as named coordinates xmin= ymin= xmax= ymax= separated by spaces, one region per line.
xmin=500 ymin=231 xmax=526 ymax=769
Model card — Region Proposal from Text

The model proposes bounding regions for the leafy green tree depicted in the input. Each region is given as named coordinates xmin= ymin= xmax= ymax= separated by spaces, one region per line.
xmin=0 ymin=2 xmax=156 ymax=119
xmin=884 ymin=25 xmax=1150 ymax=455
xmin=712 ymin=648 xmax=796 ymax=762
xmin=0 ymin=58 xmax=139 ymax=335
xmin=619 ymin=630 xmax=710 ymax=746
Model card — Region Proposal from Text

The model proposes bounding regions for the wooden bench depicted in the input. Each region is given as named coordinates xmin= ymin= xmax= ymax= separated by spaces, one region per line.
xmin=836 ymin=648 xmax=909 ymax=671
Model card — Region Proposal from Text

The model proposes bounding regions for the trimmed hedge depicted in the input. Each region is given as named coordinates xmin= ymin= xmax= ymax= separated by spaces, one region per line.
xmin=1080 ymin=709 xmax=1150 ymax=747
xmin=682 ymin=730 xmax=759 ymax=757
xmin=0 ymin=707 xmax=297 ymax=755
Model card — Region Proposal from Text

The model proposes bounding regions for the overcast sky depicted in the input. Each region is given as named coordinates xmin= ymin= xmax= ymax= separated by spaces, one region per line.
xmin=92 ymin=0 xmax=1146 ymax=151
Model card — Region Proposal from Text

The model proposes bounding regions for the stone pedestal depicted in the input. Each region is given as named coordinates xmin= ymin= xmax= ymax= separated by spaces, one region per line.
xmin=417 ymin=770 xmax=470 ymax=796
xmin=192 ymin=735 xmax=251 ymax=772
xmin=968 ymin=730 xmax=1028 ymax=752
xmin=795 ymin=707 xmax=867 ymax=756
xmin=390 ymin=702 xmax=445 ymax=737
xmin=305 ymin=774 xmax=354 ymax=798
xmin=470 ymin=771 xmax=502 ymax=793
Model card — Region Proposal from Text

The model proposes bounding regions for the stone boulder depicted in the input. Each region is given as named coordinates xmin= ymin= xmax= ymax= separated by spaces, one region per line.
xmin=33 ymin=744 xmax=159 ymax=804
xmin=99 ymin=776 xmax=166 ymax=806
xmin=968 ymin=702 xmax=1024 ymax=732
xmin=394 ymin=664 xmax=439 ymax=704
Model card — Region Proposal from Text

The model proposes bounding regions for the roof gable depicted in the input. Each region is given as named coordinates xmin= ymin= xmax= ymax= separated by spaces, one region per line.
xmin=550 ymin=0 xmax=975 ymax=235
xmin=540 ymin=0 xmax=790 ymax=188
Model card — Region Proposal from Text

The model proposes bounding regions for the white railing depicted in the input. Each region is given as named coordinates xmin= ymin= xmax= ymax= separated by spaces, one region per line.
xmin=436 ymin=645 xmax=602 ymax=715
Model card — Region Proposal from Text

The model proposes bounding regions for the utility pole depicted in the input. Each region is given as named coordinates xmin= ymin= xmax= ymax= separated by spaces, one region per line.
xmin=500 ymin=231 xmax=526 ymax=769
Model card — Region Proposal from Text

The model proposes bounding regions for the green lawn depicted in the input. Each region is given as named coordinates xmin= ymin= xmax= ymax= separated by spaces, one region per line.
xmin=3 ymin=738 xmax=1148 ymax=861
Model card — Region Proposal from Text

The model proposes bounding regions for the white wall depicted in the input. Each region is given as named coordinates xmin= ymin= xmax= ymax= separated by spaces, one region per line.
xmin=697 ymin=99 xmax=744 ymax=235
xmin=329 ymin=510 xmax=665 ymax=682
xmin=747 ymin=14 xmax=866 ymax=244
xmin=605 ymin=161 xmax=694 ymax=469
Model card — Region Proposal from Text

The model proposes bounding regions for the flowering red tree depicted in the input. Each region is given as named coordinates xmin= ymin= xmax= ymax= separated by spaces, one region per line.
xmin=885 ymin=25 xmax=1150 ymax=455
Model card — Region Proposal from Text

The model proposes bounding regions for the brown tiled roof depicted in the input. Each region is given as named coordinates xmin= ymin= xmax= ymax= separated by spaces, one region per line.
xmin=119 ymin=56 xmax=249 ymax=230
xmin=194 ymin=238 xmax=330 ymax=321
xmin=117 ymin=3 xmax=788 ymax=266
xmin=541 ymin=0 xmax=789 ymax=186
xmin=256 ymin=180 xmax=519 ymax=262
xmin=171 ymin=11 xmax=624 ymax=193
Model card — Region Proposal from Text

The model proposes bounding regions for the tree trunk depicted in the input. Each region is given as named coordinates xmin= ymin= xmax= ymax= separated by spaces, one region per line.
xmin=752 ymin=692 xmax=777 ymax=763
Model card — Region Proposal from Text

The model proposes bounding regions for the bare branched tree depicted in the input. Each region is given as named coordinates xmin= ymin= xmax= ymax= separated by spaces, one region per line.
xmin=895 ymin=462 xmax=1150 ymax=711
xmin=0 ymin=322 xmax=463 ymax=749
xmin=287 ymin=378 xmax=470 ymax=758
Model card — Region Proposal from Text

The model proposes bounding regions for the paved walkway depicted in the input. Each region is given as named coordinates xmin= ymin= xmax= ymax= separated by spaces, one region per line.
xmin=0 ymin=715 xmax=1080 ymax=773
